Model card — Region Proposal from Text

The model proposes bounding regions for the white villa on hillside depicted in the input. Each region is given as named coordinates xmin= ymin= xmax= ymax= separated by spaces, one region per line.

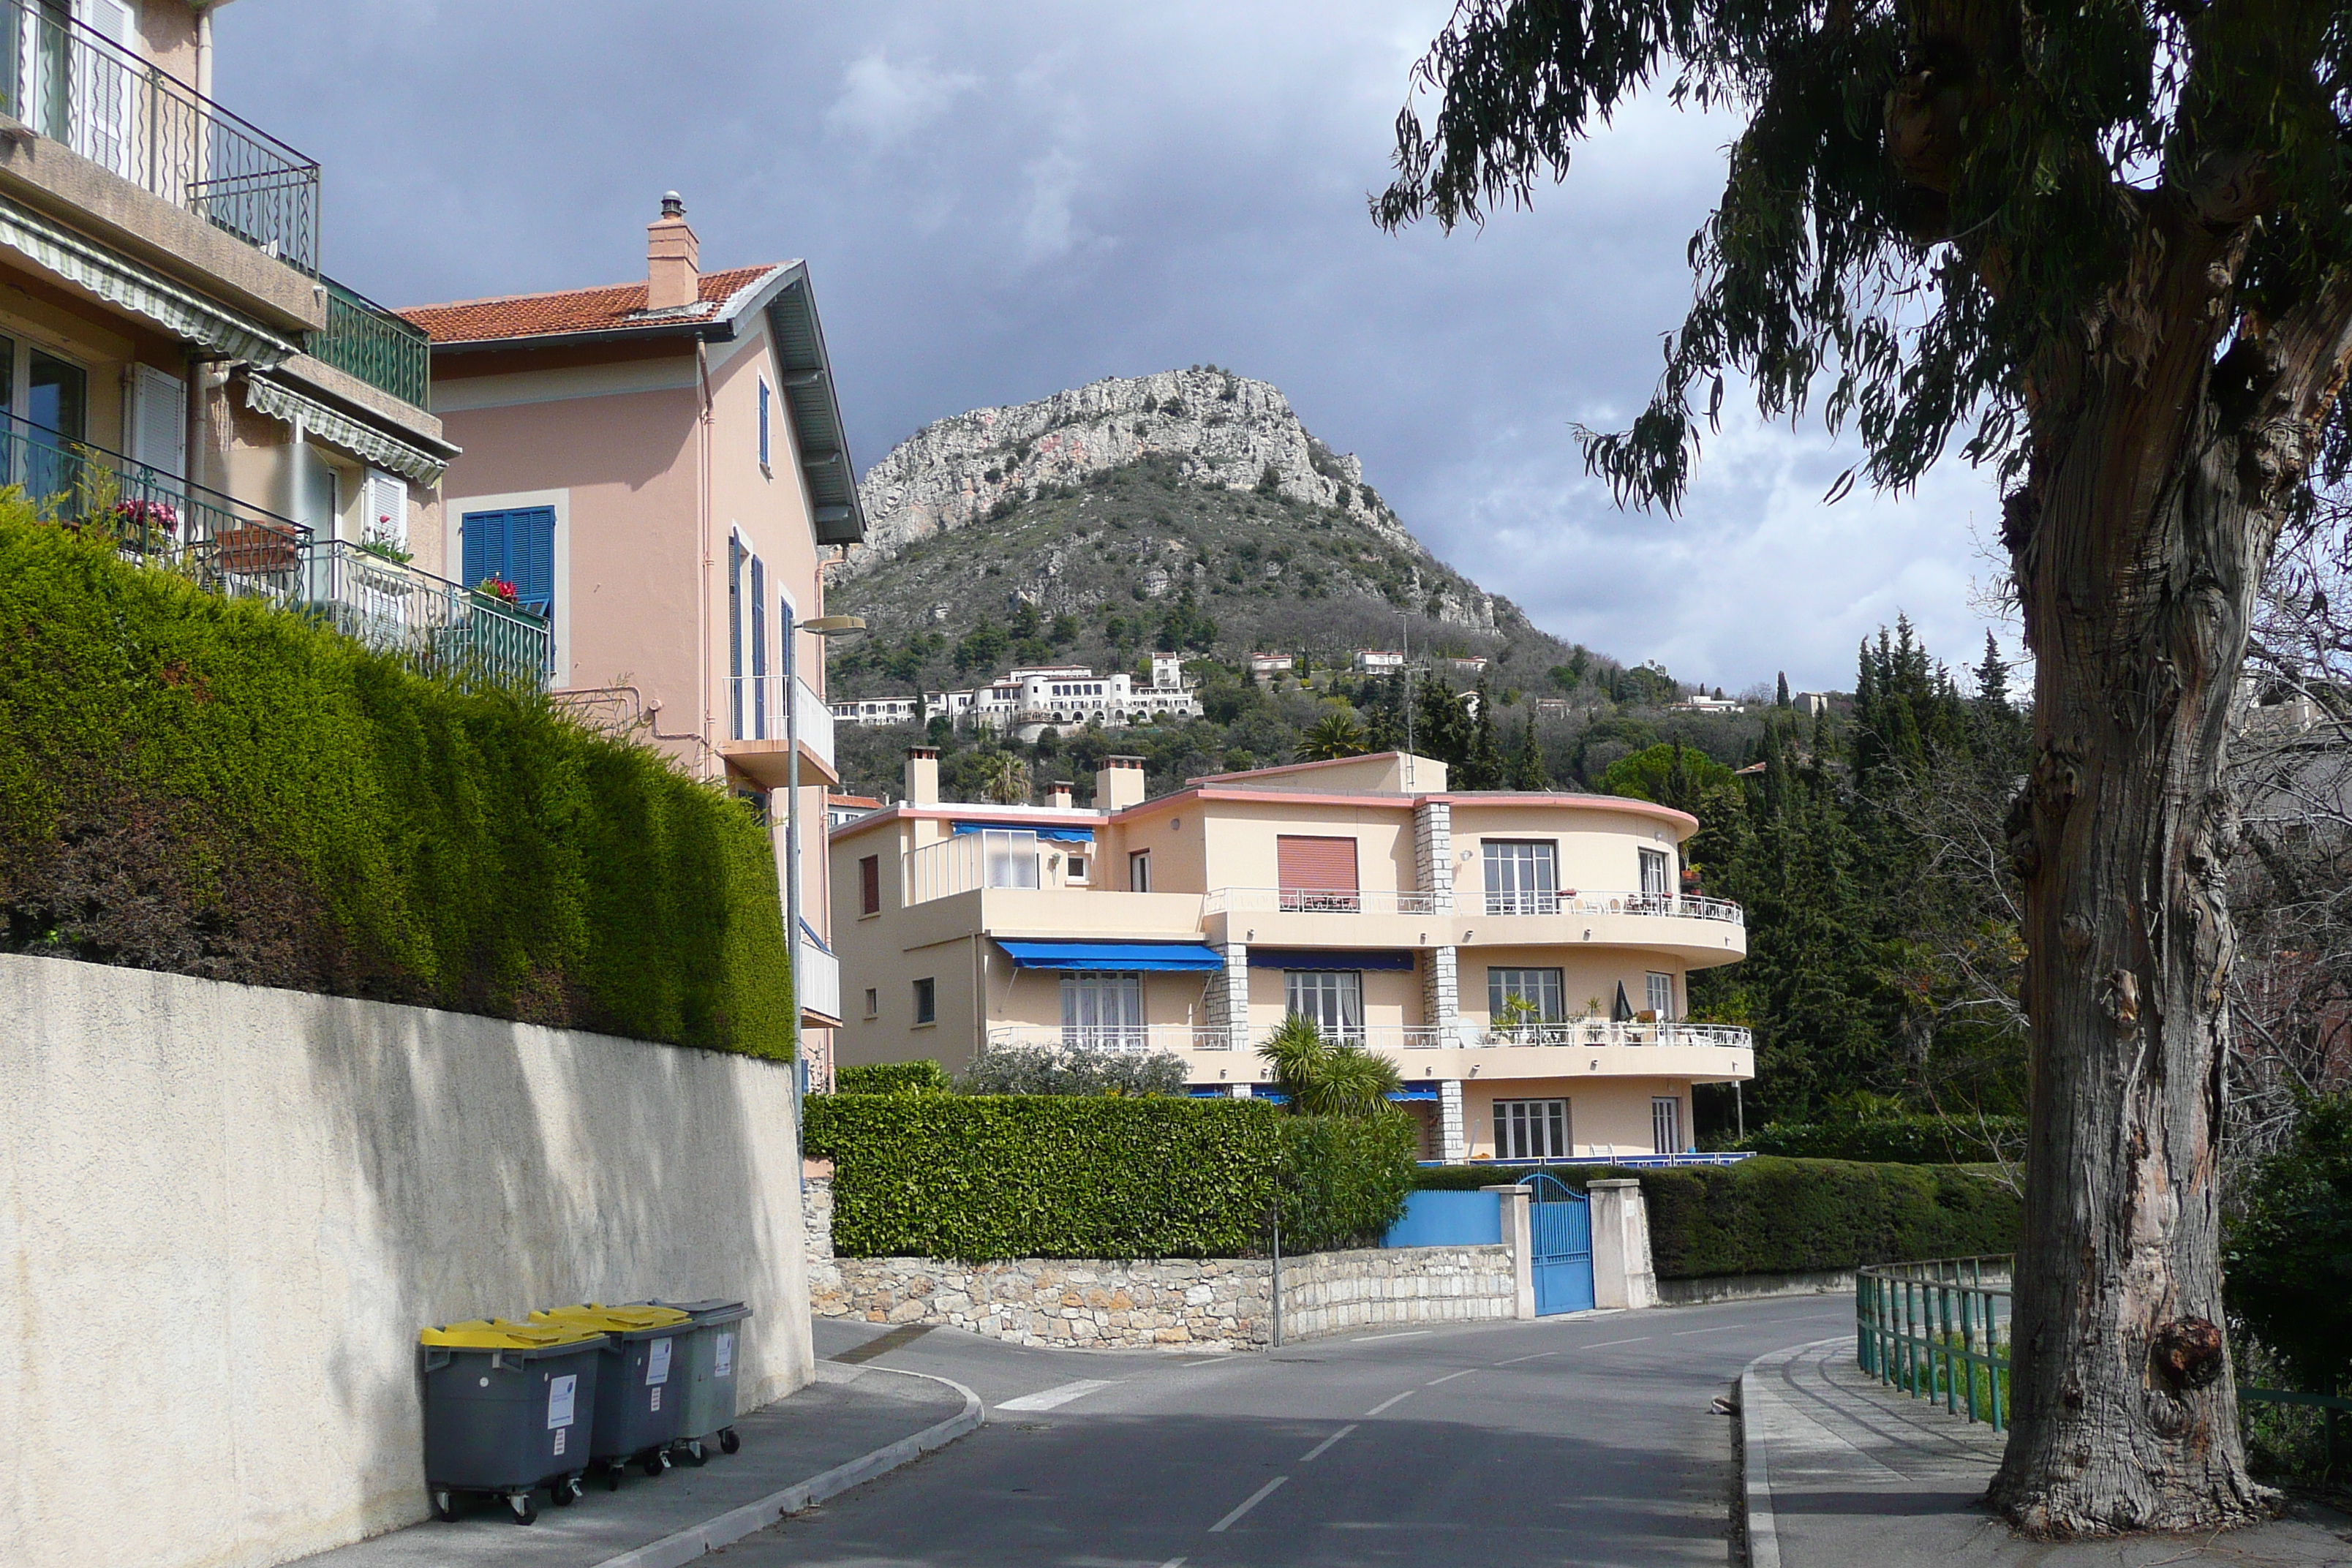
xmin=832 ymin=656 xmax=1202 ymax=738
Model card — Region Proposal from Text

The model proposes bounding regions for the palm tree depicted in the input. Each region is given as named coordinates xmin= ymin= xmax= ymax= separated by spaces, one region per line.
xmin=976 ymin=752 xmax=1031 ymax=805
xmin=1257 ymin=1013 xmax=1402 ymax=1117
xmin=1295 ymin=709 xmax=1369 ymax=763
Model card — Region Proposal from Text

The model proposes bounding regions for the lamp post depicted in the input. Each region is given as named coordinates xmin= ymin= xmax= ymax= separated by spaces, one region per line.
xmin=785 ymin=613 xmax=864 ymax=1097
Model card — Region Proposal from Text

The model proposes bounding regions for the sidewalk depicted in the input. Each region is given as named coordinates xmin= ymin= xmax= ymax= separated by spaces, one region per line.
xmin=292 ymin=1362 xmax=979 ymax=1568
xmin=1742 ymin=1339 xmax=2352 ymax=1568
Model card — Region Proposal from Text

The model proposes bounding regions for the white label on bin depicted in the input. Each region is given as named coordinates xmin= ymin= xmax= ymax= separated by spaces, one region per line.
xmin=647 ymin=1338 xmax=673 ymax=1387
xmin=715 ymin=1332 xmax=734 ymax=1379
xmin=548 ymin=1374 xmax=577 ymax=1430
xmin=552 ymin=1426 xmax=566 ymax=1455
xmin=650 ymin=1386 xmax=661 ymax=1411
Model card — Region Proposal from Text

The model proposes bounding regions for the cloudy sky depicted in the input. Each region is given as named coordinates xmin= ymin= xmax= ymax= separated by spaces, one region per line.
xmin=216 ymin=0 xmax=2022 ymax=694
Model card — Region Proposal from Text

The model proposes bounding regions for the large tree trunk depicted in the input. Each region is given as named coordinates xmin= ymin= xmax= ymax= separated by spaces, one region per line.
xmin=1988 ymin=214 xmax=2352 ymax=1534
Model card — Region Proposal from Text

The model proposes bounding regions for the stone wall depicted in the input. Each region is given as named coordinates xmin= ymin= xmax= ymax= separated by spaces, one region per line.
xmin=0 ymin=954 xmax=814 ymax=1568
xmin=810 ymin=1243 xmax=1518 ymax=1351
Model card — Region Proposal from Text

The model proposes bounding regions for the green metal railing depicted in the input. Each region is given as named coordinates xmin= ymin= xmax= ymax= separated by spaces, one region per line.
xmin=1857 ymin=1256 xmax=2352 ymax=1462
xmin=311 ymin=278 xmax=432 ymax=409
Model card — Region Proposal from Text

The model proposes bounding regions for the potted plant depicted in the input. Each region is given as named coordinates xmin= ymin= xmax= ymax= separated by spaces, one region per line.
xmin=109 ymin=497 xmax=178 ymax=555
xmin=351 ymin=529 xmax=416 ymax=595
xmin=215 ymin=519 xmax=301 ymax=575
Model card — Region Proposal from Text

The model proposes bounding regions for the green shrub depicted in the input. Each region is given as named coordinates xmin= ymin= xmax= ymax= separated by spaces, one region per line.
xmin=2228 ymin=1093 xmax=2352 ymax=1398
xmin=1735 ymin=1117 xmax=2026 ymax=1164
xmin=836 ymin=1060 xmax=954 ymax=1094
xmin=957 ymin=1044 xmax=1187 ymax=1096
xmin=0 ymin=508 xmax=790 ymax=1056
xmin=804 ymin=1095 xmax=1417 ymax=1261
xmin=1412 ymin=1158 xmax=2021 ymax=1278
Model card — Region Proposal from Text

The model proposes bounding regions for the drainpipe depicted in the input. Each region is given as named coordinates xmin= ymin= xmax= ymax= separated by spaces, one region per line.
xmin=697 ymin=337 xmax=714 ymax=777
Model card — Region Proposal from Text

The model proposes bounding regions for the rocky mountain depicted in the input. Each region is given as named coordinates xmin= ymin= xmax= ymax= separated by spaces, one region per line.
xmin=831 ymin=368 xmax=1572 ymax=704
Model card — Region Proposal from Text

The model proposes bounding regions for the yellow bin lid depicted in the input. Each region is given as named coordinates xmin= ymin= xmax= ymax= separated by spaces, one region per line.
xmin=420 ymin=1317 xmax=606 ymax=1350
xmin=531 ymin=1303 xmax=692 ymax=1333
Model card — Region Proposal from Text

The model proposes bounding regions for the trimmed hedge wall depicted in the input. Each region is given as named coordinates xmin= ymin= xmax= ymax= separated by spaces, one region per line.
xmin=1414 ymin=1158 xmax=2021 ymax=1278
xmin=836 ymin=1060 xmax=953 ymax=1094
xmin=1734 ymin=1117 xmax=2025 ymax=1164
xmin=804 ymin=1095 xmax=1416 ymax=1261
xmin=0 ymin=508 xmax=791 ymax=1056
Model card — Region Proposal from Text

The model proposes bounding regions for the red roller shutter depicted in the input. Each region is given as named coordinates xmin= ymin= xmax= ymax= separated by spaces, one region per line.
xmin=1277 ymin=836 xmax=1360 ymax=911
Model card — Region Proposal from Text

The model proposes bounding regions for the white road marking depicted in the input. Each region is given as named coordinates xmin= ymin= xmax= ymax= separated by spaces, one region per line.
xmin=1672 ymin=1325 xmax=1740 ymax=1336
xmin=1209 ymin=1476 xmax=1289 ymax=1532
xmin=1496 ymin=1351 xmax=1558 ymax=1365
xmin=1583 ymin=1336 xmax=1651 ymax=1349
xmin=1350 ymin=1330 xmax=1434 ymax=1343
xmin=1425 ymin=1368 xmax=1475 ymax=1386
xmin=995 ymin=1379 xmax=1117 ymax=1411
xmin=1159 ymin=1558 xmax=1188 ymax=1567
xmin=1300 ymin=1423 xmax=1357 ymax=1462
xmin=1365 ymin=1390 xmax=1416 ymax=1416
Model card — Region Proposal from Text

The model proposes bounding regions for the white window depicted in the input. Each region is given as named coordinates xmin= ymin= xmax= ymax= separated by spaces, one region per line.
xmin=1651 ymin=1096 xmax=1683 ymax=1155
xmin=1493 ymin=1098 xmax=1571 ymax=1161
xmin=1639 ymin=847 xmax=1673 ymax=900
xmin=1128 ymin=851 xmax=1151 ymax=892
xmin=981 ymin=829 xmax=1039 ymax=889
xmin=1487 ymin=968 xmax=1564 ymax=1034
xmin=1646 ymin=971 xmax=1674 ymax=1019
xmin=128 ymin=366 xmax=185 ymax=475
xmin=1062 ymin=972 xmax=1143 ymax=1049
xmin=362 ymin=468 xmax=408 ymax=550
xmin=1284 ymin=970 xmax=1362 ymax=1039
xmin=1483 ymin=840 xmax=1559 ymax=915
xmin=1066 ymin=854 xmax=1089 ymax=883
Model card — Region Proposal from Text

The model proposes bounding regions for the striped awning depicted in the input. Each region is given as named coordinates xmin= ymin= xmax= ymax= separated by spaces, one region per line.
xmin=0 ymin=195 xmax=298 ymax=366
xmin=242 ymin=374 xmax=448 ymax=484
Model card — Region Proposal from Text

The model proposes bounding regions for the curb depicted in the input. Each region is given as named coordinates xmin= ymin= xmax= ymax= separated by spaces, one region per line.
xmin=1738 ymin=1338 xmax=1848 ymax=1568
xmin=587 ymin=1364 xmax=986 ymax=1568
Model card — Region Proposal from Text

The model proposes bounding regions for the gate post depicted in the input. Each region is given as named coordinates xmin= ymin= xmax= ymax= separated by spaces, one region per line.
xmin=1587 ymin=1179 xmax=1657 ymax=1311
xmin=1482 ymin=1185 xmax=1535 ymax=1319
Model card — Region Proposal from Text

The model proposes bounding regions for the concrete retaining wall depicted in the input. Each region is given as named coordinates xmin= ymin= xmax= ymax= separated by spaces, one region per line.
xmin=0 ymin=954 xmax=814 ymax=1568
xmin=1657 ymin=1267 xmax=1855 ymax=1305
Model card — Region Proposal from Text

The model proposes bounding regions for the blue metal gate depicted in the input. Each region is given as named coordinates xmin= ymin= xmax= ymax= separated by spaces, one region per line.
xmin=1521 ymin=1173 xmax=1594 ymax=1315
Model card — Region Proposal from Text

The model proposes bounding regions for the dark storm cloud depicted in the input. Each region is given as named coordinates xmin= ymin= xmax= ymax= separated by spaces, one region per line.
xmin=215 ymin=0 xmax=2019 ymax=691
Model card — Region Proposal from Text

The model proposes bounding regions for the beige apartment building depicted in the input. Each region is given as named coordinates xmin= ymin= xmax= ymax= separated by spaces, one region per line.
xmin=0 ymin=1 xmax=513 ymax=673
xmin=832 ymin=749 xmax=1753 ymax=1161
xmin=402 ymin=197 xmax=865 ymax=1071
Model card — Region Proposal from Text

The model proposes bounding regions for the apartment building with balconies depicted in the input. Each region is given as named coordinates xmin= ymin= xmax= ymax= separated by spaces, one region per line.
xmin=831 ymin=747 xmax=1752 ymax=1162
xmin=401 ymin=196 xmax=867 ymax=1067
xmin=0 ymin=1 xmax=538 ymax=679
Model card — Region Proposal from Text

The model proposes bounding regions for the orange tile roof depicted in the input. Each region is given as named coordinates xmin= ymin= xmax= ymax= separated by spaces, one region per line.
xmin=399 ymin=265 xmax=782 ymax=344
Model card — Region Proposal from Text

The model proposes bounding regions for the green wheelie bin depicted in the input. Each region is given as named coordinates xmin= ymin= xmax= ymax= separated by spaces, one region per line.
xmin=418 ymin=1318 xmax=608 ymax=1524
xmin=530 ymin=1304 xmax=693 ymax=1488
xmin=641 ymin=1299 xmax=753 ymax=1463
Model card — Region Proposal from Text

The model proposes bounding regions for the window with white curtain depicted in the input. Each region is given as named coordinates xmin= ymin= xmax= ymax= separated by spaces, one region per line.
xmin=1062 ymin=972 xmax=1144 ymax=1049
xmin=1483 ymin=840 xmax=1559 ymax=914
xmin=1284 ymin=970 xmax=1362 ymax=1039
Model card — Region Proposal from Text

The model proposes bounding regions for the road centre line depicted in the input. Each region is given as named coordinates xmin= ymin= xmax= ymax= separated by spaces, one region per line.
xmin=1365 ymin=1390 xmax=1416 ymax=1416
xmin=1350 ymin=1330 xmax=1434 ymax=1343
xmin=1583 ymin=1337 xmax=1651 ymax=1349
xmin=1672 ymin=1325 xmax=1741 ymax=1336
xmin=1209 ymin=1476 xmax=1289 ymax=1533
xmin=995 ymin=1379 xmax=1117 ymax=1412
xmin=1425 ymin=1368 xmax=1475 ymax=1385
xmin=1496 ymin=1351 xmax=1558 ymax=1365
xmin=1299 ymin=1423 xmax=1357 ymax=1462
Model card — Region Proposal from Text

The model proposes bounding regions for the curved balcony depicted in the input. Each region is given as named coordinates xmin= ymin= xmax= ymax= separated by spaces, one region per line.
xmin=1202 ymin=888 xmax=1743 ymax=925
xmin=981 ymin=1021 xmax=1752 ymax=1055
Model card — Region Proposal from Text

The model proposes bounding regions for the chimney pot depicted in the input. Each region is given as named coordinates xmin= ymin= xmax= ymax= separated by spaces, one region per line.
xmin=1048 ymin=780 xmax=1074 ymax=809
xmin=660 ymin=190 xmax=685 ymax=218
xmin=1096 ymin=755 xmax=1147 ymax=812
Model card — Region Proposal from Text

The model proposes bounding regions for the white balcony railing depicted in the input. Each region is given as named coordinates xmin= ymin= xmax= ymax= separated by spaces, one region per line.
xmin=1483 ymin=889 xmax=1745 ymax=925
xmin=723 ymin=674 xmax=836 ymax=777
xmin=906 ymin=829 xmax=1043 ymax=905
xmin=1203 ymin=886 xmax=1743 ymax=926
xmin=1203 ymin=887 xmax=1450 ymax=916
xmin=981 ymin=1021 xmax=1752 ymax=1055
xmin=796 ymin=936 xmax=841 ymax=1023
xmin=796 ymin=675 xmax=835 ymax=776
xmin=984 ymin=1025 xmax=1242 ymax=1055
xmin=1444 ymin=1020 xmax=1753 ymax=1050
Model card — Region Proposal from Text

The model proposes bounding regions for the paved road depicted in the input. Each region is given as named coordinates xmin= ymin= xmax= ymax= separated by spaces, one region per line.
xmin=718 ymin=1297 xmax=1852 ymax=1567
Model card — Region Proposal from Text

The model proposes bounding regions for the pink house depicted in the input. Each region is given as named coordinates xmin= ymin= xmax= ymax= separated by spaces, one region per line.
xmin=401 ymin=197 xmax=864 ymax=1073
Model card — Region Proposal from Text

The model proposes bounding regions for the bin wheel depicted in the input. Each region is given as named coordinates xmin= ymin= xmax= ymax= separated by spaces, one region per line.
xmin=681 ymin=1439 xmax=708 ymax=1467
xmin=507 ymin=1493 xmax=538 ymax=1526
xmin=604 ymin=1463 xmax=623 ymax=1492
xmin=718 ymin=1428 xmax=741 ymax=1455
xmin=641 ymin=1450 xmax=666 ymax=1478
xmin=429 ymin=1490 xmax=459 ymax=1523
xmin=550 ymin=1476 xmax=578 ymax=1507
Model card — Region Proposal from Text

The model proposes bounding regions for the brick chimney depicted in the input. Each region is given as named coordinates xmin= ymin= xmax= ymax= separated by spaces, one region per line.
xmin=905 ymin=746 xmax=940 ymax=807
xmin=647 ymin=192 xmax=699 ymax=312
xmin=1096 ymin=755 xmax=1147 ymax=812
xmin=1048 ymin=780 xmax=1074 ymax=809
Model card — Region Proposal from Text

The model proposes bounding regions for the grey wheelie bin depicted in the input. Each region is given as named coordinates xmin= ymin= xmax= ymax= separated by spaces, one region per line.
xmin=530 ymin=1304 xmax=693 ymax=1488
xmin=418 ymin=1318 xmax=608 ymax=1524
xmin=641 ymin=1299 xmax=753 ymax=1463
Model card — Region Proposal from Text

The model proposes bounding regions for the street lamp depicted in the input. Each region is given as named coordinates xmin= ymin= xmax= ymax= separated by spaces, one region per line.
xmin=785 ymin=613 xmax=864 ymax=1092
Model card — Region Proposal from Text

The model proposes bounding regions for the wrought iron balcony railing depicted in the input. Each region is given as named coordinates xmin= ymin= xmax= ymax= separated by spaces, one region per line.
xmin=0 ymin=0 xmax=319 ymax=271
xmin=312 ymin=278 xmax=431 ymax=408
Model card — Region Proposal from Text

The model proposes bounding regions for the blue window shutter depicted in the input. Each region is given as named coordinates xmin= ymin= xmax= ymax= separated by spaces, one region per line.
xmin=751 ymin=555 xmax=768 ymax=739
xmin=758 ymin=380 xmax=772 ymax=468
xmin=461 ymin=509 xmax=508 ymax=587
xmin=509 ymin=507 xmax=556 ymax=617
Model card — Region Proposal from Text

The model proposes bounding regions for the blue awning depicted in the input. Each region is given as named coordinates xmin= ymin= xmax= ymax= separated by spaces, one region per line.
xmin=1387 ymin=1085 xmax=1441 ymax=1101
xmin=951 ymin=820 xmax=1096 ymax=844
xmin=996 ymin=940 xmax=1225 ymax=972
xmin=1246 ymin=949 xmax=1417 ymax=972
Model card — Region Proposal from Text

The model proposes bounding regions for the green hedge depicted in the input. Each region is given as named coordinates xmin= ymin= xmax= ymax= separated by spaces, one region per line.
xmin=1414 ymin=1158 xmax=2021 ymax=1278
xmin=1733 ymin=1117 xmax=2026 ymax=1164
xmin=836 ymin=1060 xmax=953 ymax=1094
xmin=0 ymin=508 xmax=791 ymax=1056
xmin=805 ymin=1095 xmax=1416 ymax=1260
